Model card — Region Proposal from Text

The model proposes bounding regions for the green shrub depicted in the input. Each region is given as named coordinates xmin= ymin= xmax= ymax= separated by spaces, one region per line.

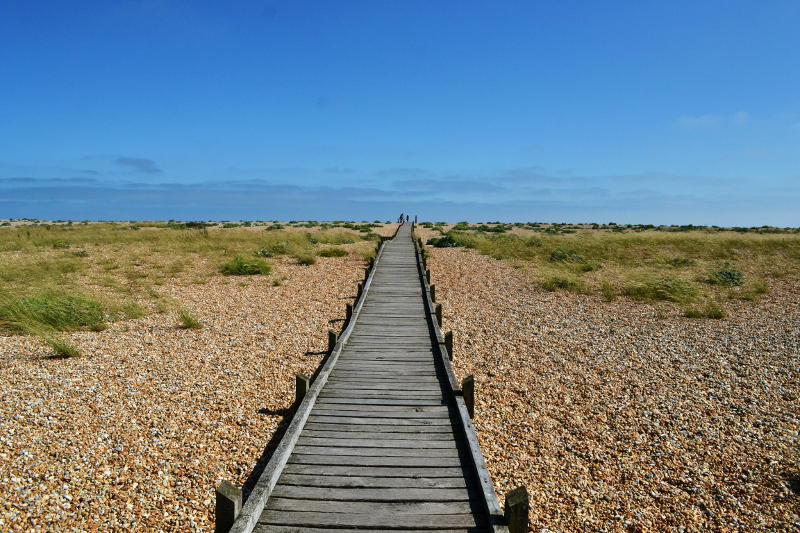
xmin=711 ymin=267 xmax=744 ymax=286
xmin=318 ymin=247 xmax=348 ymax=257
xmin=52 ymin=240 xmax=70 ymax=249
xmin=684 ymin=302 xmax=726 ymax=319
xmin=549 ymin=248 xmax=584 ymax=263
xmin=601 ymin=281 xmax=617 ymax=301
xmin=220 ymin=256 xmax=272 ymax=275
xmin=177 ymin=308 xmax=203 ymax=329
xmin=254 ymin=248 xmax=274 ymax=257
xmin=71 ymin=250 xmax=89 ymax=257
xmin=295 ymin=254 xmax=317 ymax=266
xmin=45 ymin=335 xmax=81 ymax=358
xmin=668 ymin=257 xmax=696 ymax=267
xmin=0 ymin=293 xmax=106 ymax=333
xmin=427 ymin=235 xmax=461 ymax=248
xmin=624 ymin=277 xmax=698 ymax=302
xmin=541 ymin=276 xmax=584 ymax=292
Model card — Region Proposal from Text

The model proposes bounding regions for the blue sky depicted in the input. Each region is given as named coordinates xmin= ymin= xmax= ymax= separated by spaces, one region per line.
xmin=1 ymin=1 xmax=798 ymax=224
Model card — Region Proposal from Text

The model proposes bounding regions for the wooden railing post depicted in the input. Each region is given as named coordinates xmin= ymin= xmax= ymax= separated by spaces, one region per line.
xmin=435 ymin=304 xmax=442 ymax=327
xmin=356 ymin=282 xmax=363 ymax=298
xmin=430 ymin=284 xmax=436 ymax=302
xmin=462 ymin=375 xmax=474 ymax=418
xmin=444 ymin=330 xmax=453 ymax=361
xmin=346 ymin=303 xmax=353 ymax=322
xmin=295 ymin=373 xmax=310 ymax=405
xmin=214 ymin=480 xmax=242 ymax=533
xmin=425 ymin=268 xmax=431 ymax=283
xmin=327 ymin=329 xmax=338 ymax=354
xmin=504 ymin=486 xmax=529 ymax=533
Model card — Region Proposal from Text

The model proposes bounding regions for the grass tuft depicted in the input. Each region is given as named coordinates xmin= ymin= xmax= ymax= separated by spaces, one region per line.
xmin=45 ymin=335 xmax=81 ymax=358
xmin=177 ymin=308 xmax=203 ymax=329
xmin=220 ymin=255 xmax=272 ymax=275
xmin=295 ymin=254 xmax=317 ymax=266
xmin=624 ymin=277 xmax=698 ymax=303
xmin=0 ymin=293 xmax=106 ymax=333
xmin=318 ymin=247 xmax=348 ymax=257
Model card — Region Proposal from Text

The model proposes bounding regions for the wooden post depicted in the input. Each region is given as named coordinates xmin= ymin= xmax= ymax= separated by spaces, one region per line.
xmin=364 ymin=267 xmax=370 ymax=279
xmin=356 ymin=282 xmax=363 ymax=298
xmin=445 ymin=330 xmax=453 ymax=361
xmin=327 ymin=329 xmax=338 ymax=354
xmin=295 ymin=373 xmax=310 ymax=405
xmin=430 ymin=284 xmax=436 ymax=302
xmin=504 ymin=486 xmax=529 ymax=533
xmin=215 ymin=480 xmax=242 ymax=533
xmin=462 ymin=375 xmax=474 ymax=418
xmin=425 ymin=268 xmax=431 ymax=283
xmin=346 ymin=303 xmax=353 ymax=322
xmin=434 ymin=303 xmax=442 ymax=327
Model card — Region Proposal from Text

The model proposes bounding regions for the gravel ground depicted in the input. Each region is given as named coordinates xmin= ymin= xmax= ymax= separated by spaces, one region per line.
xmin=0 ymin=254 xmax=365 ymax=531
xmin=427 ymin=245 xmax=800 ymax=532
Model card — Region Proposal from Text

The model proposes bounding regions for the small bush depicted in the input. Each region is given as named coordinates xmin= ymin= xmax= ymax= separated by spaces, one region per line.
xmin=684 ymin=302 xmax=726 ymax=319
xmin=45 ymin=335 xmax=81 ymax=358
xmin=711 ymin=267 xmax=744 ymax=286
xmin=601 ymin=281 xmax=617 ymax=301
xmin=318 ymin=247 xmax=348 ymax=257
xmin=624 ymin=277 xmax=698 ymax=302
xmin=541 ymin=276 xmax=584 ymax=292
xmin=668 ymin=257 xmax=695 ymax=267
xmin=220 ymin=256 xmax=272 ymax=275
xmin=177 ymin=308 xmax=203 ymax=329
xmin=427 ymin=235 xmax=461 ymax=248
xmin=52 ymin=240 xmax=70 ymax=249
xmin=295 ymin=254 xmax=317 ymax=266
xmin=254 ymin=248 xmax=274 ymax=257
xmin=549 ymin=248 xmax=584 ymax=263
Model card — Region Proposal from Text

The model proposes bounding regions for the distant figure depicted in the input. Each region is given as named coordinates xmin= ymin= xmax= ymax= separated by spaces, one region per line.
xmin=406 ymin=214 xmax=409 ymax=222
xmin=414 ymin=215 xmax=417 ymax=223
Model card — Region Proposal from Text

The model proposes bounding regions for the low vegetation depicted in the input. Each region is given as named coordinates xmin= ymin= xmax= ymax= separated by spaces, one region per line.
xmin=421 ymin=226 xmax=800 ymax=318
xmin=177 ymin=308 xmax=203 ymax=329
xmin=0 ymin=220 xmax=383 ymax=356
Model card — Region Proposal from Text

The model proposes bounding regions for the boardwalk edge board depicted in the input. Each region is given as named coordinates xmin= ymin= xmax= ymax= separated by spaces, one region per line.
xmin=411 ymin=226 xmax=509 ymax=533
xmin=228 ymin=228 xmax=393 ymax=533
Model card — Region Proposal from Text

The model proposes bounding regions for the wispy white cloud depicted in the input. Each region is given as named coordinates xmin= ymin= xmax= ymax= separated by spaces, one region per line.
xmin=676 ymin=111 xmax=750 ymax=129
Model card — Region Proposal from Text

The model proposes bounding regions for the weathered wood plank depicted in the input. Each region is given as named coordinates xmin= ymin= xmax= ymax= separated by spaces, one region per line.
xmin=281 ymin=464 xmax=465 ymax=478
xmin=258 ymin=510 xmax=484 ymax=528
xmin=287 ymin=455 xmax=463 ymax=467
xmin=270 ymin=485 xmax=474 ymax=502
xmin=276 ymin=474 xmax=468 ymax=489
xmin=266 ymin=498 xmax=477 ymax=514
xmin=297 ymin=437 xmax=457 ymax=449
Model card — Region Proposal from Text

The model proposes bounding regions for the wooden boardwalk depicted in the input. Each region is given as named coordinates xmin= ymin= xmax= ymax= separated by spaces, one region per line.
xmin=227 ymin=223 xmax=515 ymax=533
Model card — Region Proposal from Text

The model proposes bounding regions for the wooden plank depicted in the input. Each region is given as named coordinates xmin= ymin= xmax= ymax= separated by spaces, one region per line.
xmin=282 ymin=464 xmax=465 ymax=478
xmin=276 ymin=474 xmax=468 ymax=489
xmin=309 ymin=398 xmax=445 ymax=406
xmin=266 ymin=498 xmax=476 ymax=514
xmin=301 ymin=430 xmax=455 ymax=441
xmin=258 ymin=510 xmax=483 ymax=528
xmin=309 ymin=403 xmax=447 ymax=413
xmin=302 ymin=423 xmax=453 ymax=433
xmin=270 ymin=485 xmax=473 ymax=502
xmin=297 ymin=437 xmax=457 ymax=449
xmin=287 ymin=455 xmax=463 ymax=467
xmin=306 ymin=416 xmax=450 ymax=426
xmin=309 ymin=409 xmax=448 ymax=419
xmin=253 ymin=524 xmax=481 ymax=533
